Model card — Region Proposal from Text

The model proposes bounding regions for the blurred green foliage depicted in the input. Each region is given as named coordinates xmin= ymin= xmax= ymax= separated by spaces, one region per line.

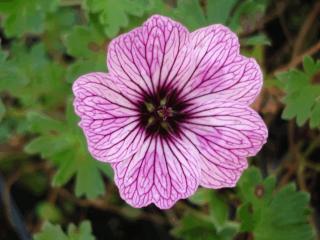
xmin=25 ymin=105 xmax=113 ymax=199
xmin=0 ymin=0 xmax=318 ymax=239
xmin=237 ymin=168 xmax=313 ymax=240
xmin=172 ymin=167 xmax=314 ymax=240
xmin=33 ymin=221 xmax=95 ymax=240
xmin=278 ymin=57 xmax=320 ymax=128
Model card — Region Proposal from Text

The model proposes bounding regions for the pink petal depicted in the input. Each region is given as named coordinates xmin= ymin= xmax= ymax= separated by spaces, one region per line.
xmin=181 ymin=100 xmax=267 ymax=188
xmin=107 ymin=15 xmax=190 ymax=99
xmin=112 ymin=134 xmax=201 ymax=209
xmin=73 ymin=72 xmax=145 ymax=163
xmin=176 ymin=24 xmax=262 ymax=105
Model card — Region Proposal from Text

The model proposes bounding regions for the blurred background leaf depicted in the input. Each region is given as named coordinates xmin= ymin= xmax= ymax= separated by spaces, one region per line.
xmin=33 ymin=221 xmax=95 ymax=240
xmin=278 ymin=57 xmax=320 ymax=128
xmin=237 ymin=168 xmax=314 ymax=240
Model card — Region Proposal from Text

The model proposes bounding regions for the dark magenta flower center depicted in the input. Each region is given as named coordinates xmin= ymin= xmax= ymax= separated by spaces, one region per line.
xmin=137 ymin=87 xmax=190 ymax=138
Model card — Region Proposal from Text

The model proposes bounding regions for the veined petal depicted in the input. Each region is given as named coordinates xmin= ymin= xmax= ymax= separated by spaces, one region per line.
xmin=73 ymin=72 xmax=145 ymax=163
xmin=112 ymin=134 xmax=201 ymax=209
xmin=176 ymin=24 xmax=262 ymax=105
xmin=182 ymin=101 xmax=267 ymax=188
xmin=107 ymin=15 xmax=190 ymax=99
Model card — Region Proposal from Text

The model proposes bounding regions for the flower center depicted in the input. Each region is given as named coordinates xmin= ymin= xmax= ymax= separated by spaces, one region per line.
xmin=137 ymin=88 xmax=189 ymax=138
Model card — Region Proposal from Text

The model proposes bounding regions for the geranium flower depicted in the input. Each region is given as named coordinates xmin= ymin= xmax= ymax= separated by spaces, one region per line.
xmin=72 ymin=15 xmax=268 ymax=209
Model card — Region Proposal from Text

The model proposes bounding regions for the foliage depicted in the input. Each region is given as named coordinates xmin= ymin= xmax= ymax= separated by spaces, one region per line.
xmin=0 ymin=0 xmax=59 ymax=37
xmin=64 ymin=25 xmax=106 ymax=83
xmin=25 ymin=105 xmax=113 ymax=199
xmin=278 ymin=57 xmax=320 ymax=128
xmin=85 ymin=0 xmax=151 ymax=37
xmin=36 ymin=202 xmax=63 ymax=223
xmin=0 ymin=99 xmax=4 ymax=121
xmin=237 ymin=168 xmax=314 ymax=240
xmin=33 ymin=221 xmax=95 ymax=240
xmin=173 ymin=189 xmax=238 ymax=240
xmin=172 ymin=167 xmax=315 ymax=240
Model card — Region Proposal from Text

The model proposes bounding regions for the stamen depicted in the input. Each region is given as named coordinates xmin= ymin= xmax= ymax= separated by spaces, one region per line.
xmin=160 ymin=121 xmax=171 ymax=131
xmin=145 ymin=102 xmax=155 ymax=112
xmin=160 ymin=98 xmax=166 ymax=106
xmin=147 ymin=116 xmax=155 ymax=127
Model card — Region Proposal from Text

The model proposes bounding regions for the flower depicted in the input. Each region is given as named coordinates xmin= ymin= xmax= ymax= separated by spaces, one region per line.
xmin=72 ymin=15 xmax=268 ymax=209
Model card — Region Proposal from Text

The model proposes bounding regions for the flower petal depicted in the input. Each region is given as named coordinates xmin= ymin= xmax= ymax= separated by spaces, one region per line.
xmin=176 ymin=24 xmax=262 ymax=105
xmin=107 ymin=15 xmax=190 ymax=99
xmin=112 ymin=134 xmax=201 ymax=209
xmin=182 ymin=101 xmax=267 ymax=188
xmin=73 ymin=72 xmax=145 ymax=163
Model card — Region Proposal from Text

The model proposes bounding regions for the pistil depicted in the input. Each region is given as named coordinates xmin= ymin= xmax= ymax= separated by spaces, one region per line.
xmin=157 ymin=106 xmax=173 ymax=121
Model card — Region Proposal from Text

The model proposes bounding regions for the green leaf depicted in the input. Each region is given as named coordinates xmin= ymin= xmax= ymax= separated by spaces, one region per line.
xmin=237 ymin=202 xmax=255 ymax=232
xmin=44 ymin=8 xmax=77 ymax=54
xmin=302 ymin=56 xmax=320 ymax=77
xmin=75 ymin=155 xmax=106 ymax=198
xmin=237 ymin=167 xmax=314 ymax=240
xmin=303 ymin=56 xmax=315 ymax=76
xmin=277 ymin=57 xmax=320 ymax=128
xmin=24 ymin=136 xmax=70 ymax=159
xmin=310 ymin=103 xmax=320 ymax=128
xmin=64 ymin=25 xmax=106 ymax=83
xmin=0 ymin=0 xmax=59 ymax=37
xmin=0 ymin=45 xmax=8 ymax=63
xmin=0 ymin=99 xmax=5 ymax=122
xmin=85 ymin=0 xmax=151 ymax=37
xmin=65 ymin=26 xmax=105 ymax=59
xmin=229 ymin=0 xmax=269 ymax=32
xmin=241 ymin=34 xmax=271 ymax=46
xmin=0 ymin=43 xmax=29 ymax=93
xmin=172 ymin=213 xmax=216 ymax=240
xmin=67 ymin=221 xmax=95 ymax=240
xmin=36 ymin=202 xmax=62 ymax=223
xmin=254 ymin=184 xmax=314 ymax=240
xmin=27 ymin=111 xmax=65 ymax=134
xmin=172 ymin=212 xmax=237 ymax=240
xmin=147 ymin=0 xmax=172 ymax=16
xmin=190 ymin=189 xmax=229 ymax=229
xmin=33 ymin=221 xmax=95 ymax=240
xmin=206 ymin=0 xmax=237 ymax=24
xmin=51 ymin=150 xmax=78 ymax=186
xmin=66 ymin=57 xmax=106 ymax=83
xmin=208 ymin=192 xmax=229 ymax=228
xmin=34 ymin=222 xmax=68 ymax=240
xmin=26 ymin=106 xmax=113 ymax=199
xmin=174 ymin=0 xmax=207 ymax=30
xmin=0 ymin=43 xmax=68 ymax=109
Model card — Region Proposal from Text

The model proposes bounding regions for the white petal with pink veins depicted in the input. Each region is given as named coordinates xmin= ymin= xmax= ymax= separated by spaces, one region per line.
xmin=107 ymin=15 xmax=190 ymax=99
xmin=175 ymin=24 xmax=262 ymax=106
xmin=182 ymin=101 xmax=267 ymax=188
xmin=73 ymin=72 xmax=145 ymax=163
xmin=113 ymin=135 xmax=201 ymax=209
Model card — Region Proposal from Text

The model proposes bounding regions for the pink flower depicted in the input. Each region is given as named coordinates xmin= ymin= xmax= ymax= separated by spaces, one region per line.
xmin=72 ymin=15 xmax=268 ymax=209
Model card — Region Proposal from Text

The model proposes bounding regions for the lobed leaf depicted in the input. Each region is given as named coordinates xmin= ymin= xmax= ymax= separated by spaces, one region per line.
xmin=33 ymin=221 xmax=95 ymax=240
xmin=237 ymin=167 xmax=314 ymax=240
xmin=25 ymin=105 xmax=113 ymax=199
xmin=84 ymin=0 xmax=151 ymax=37
xmin=278 ymin=57 xmax=320 ymax=128
xmin=0 ymin=0 xmax=59 ymax=37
